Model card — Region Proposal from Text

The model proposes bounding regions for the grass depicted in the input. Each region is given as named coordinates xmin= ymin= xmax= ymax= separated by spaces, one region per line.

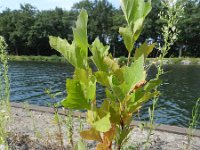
xmin=8 ymin=55 xmax=67 ymax=63
xmin=118 ymin=57 xmax=200 ymax=66
xmin=8 ymin=55 xmax=200 ymax=65
xmin=187 ymin=98 xmax=200 ymax=149
xmin=0 ymin=36 xmax=10 ymax=149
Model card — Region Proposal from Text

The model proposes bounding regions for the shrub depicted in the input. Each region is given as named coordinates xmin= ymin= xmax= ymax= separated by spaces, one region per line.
xmin=49 ymin=0 xmax=161 ymax=149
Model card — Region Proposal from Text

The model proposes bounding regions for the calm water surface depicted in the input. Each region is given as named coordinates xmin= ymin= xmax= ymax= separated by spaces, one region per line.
xmin=9 ymin=61 xmax=200 ymax=128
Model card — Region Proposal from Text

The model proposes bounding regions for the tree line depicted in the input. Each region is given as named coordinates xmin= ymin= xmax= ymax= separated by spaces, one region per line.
xmin=0 ymin=0 xmax=199 ymax=57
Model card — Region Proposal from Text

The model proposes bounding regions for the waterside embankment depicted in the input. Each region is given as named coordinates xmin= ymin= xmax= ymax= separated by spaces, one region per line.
xmin=8 ymin=102 xmax=200 ymax=150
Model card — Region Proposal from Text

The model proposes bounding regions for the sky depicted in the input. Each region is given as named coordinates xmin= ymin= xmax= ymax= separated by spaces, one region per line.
xmin=0 ymin=0 xmax=120 ymax=12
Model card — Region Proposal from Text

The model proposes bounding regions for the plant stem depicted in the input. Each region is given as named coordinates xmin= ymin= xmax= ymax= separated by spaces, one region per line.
xmin=64 ymin=109 xmax=74 ymax=148
xmin=145 ymin=1 xmax=182 ymax=148
xmin=127 ymin=52 xmax=131 ymax=66
xmin=187 ymin=98 xmax=200 ymax=149
xmin=54 ymin=107 xmax=64 ymax=150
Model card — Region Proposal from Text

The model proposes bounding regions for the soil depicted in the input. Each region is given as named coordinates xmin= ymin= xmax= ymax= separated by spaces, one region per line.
xmin=6 ymin=106 xmax=200 ymax=150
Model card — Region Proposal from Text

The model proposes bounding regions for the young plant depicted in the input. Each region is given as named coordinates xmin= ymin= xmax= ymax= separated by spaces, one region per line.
xmin=23 ymin=102 xmax=43 ymax=140
xmin=45 ymin=89 xmax=65 ymax=150
xmin=63 ymin=108 xmax=74 ymax=148
xmin=0 ymin=36 xmax=10 ymax=149
xmin=49 ymin=0 xmax=161 ymax=149
xmin=187 ymin=98 xmax=200 ymax=149
xmin=146 ymin=0 xmax=184 ymax=147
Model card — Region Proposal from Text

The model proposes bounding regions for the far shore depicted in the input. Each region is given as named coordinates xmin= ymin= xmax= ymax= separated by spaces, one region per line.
xmin=8 ymin=55 xmax=200 ymax=65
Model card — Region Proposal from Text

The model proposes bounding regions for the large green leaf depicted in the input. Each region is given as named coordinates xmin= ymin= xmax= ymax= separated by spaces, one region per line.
xmin=90 ymin=38 xmax=109 ymax=72
xmin=87 ymin=110 xmax=112 ymax=132
xmin=104 ymin=56 xmax=120 ymax=72
xmin=120 ymin=0 xmax=152 ymax=25
xmin=49 ymin=9 xmax=88 ymax=69
xmin=119 ymin=26 xmax=134 ymax=52
xmin=73 ymin=9 xmax=88 ymax=57
xmin=95 ymin=71 xmax=110 ymax=87
xmin=106 ymin=75 xmax=126 ymax=101
xmin=93 ymin=113 xmax=111 ymax=132
xmin=121 ymin=55 xmax=146 ymax=95
xmin=49 ymin=37 xmax=86 ymax=68
xmin=119 ymin=0 xmax=152 ymax=52
xmin=61 ymin=79 xmax=95 ymax=110
xmin=74 ymin=68 xmax=90 ymax=85
xmin=74 ymin=68 xmax=96 ymax=101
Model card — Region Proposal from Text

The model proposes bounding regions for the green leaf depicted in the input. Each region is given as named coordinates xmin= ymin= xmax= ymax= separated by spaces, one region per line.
xmin=119 ymin=26 xmax=134 ymax=52
xmin=119 ymin=0 xmax=152 ymax=52
xmin=144 ymin=79 xmax=161 ymax=92
xmin=93 ymin=113 xmax=111 ymax=132
xmin=74 ymin=68 xmax=96 ymax=102
xmin=87 ymin=110 xmax=98 ymax=125
xmin=95 ymin=71 xmax=110 ymax=87
xmin=49 ymin=9 xmax=88 ymax=69
xmin=73 ymin=9 xmax=88 ymax=56
xmin=104 ymin=56 xmax=120 ymax=72
xmin=129 ymin=91 xmax=159 ymax=113
xmin=113 ymin=69 xmax=124 ymax=84
xmin=49 ymin=36 xmax=86 ymax=69
xmin=106 ymin=74 xmax=126 ymax=101
xmin=105 ymin=88 xmax=116 ymax=102
xmin=61 ymin=79 xmax=91 ymax=110
xmin=121 ymin=55 xmax=146 ymax=95
xmin=110 ymin=107 xmax=120 ymax=124
xmin=131 ymin=88 xmax=145 ymax=103
xmin=112 ymin=85 xmax=126 ymax=101
xmin=90 ymin=38 xmax=109 ymax=72
xmin=134 ymin=42 xmax=155 ymax=60
xmin=74 ymin=68 xmax=90 ymax=85
xmin=97 ymin=100 xmax=110 ymax=118
xmin=132 ymin=18 xmax=145 ymax=42
xmin=120 ymin=0 xmax=152 ymax=25
xmin=116 ymin=126 xmax=132 ymax=146
xmin=74 ymin=140 xmax=87 ymax=150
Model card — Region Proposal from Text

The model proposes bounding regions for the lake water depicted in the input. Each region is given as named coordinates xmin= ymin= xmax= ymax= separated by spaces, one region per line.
xmin=9 ymin=61 xmax=200 ymax=129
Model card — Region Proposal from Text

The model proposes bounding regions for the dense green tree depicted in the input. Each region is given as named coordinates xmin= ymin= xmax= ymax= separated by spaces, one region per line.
xmin=0 ymin=9 xmax=20 ymax=55
xmin=177 ymin=0 xmax=200 ymax=57
xmin=142 ymin=0 xmax=162 ymax=39
xmin=28 ymin=8 xmax=72 ymax=55
xmin=0 ymin=4 xmax=73 ymax=56
xmin=72 ymin=0 xmax=115 ymax=43
xmin=0 ymin=0 xmax=199 ymax=57
xmin=0 ymin=4 xmax=37 ymax=55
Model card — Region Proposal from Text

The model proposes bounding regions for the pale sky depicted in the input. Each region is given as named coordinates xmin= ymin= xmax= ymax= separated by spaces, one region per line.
xmin=0 ymin=0 xmax=120 ymax=11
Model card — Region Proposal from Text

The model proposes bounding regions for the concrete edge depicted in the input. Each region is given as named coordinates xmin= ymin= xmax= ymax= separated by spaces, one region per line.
xmin=10 ymin=102 xmax=200 ymax=138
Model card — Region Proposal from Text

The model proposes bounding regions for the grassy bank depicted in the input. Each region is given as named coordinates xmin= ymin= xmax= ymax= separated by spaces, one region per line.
xmin=118 ymin=57 xmax=200 ymax=65
xmin=8 ymin=55 xmax=200 ymax=65
xmin=8 ymin=55 xmax=67 ymax=63
xmin=149 ymin=57 xmax=200 ymax=64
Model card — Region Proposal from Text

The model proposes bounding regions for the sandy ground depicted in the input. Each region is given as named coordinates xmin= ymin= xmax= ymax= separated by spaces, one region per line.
xmin=7 ymin=106 xmax=200 ymax=150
